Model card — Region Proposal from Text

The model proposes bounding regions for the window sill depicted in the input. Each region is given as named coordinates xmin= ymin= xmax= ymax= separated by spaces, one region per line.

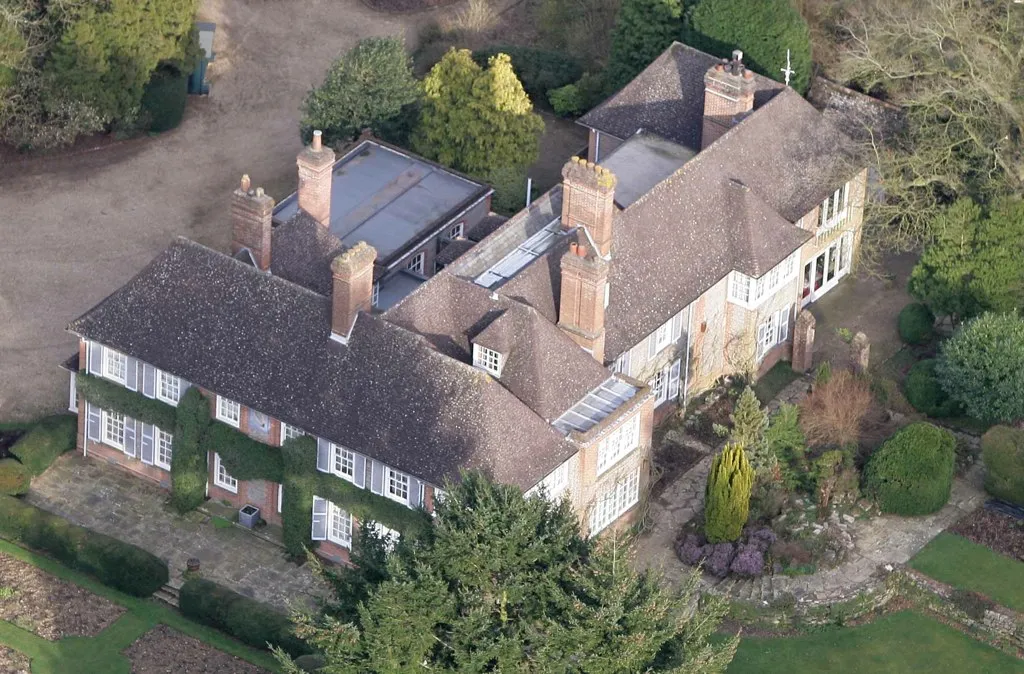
xmin=214 ymin=481 xmax=238 ymax=494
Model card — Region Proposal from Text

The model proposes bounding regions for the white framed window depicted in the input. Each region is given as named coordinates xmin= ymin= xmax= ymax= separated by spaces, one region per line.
xmin=613 ymin=352 xmax=629 ymax=375
xmin=649 ymin=359 xmax=682 ymax=408
xmin=820 ymin=181 xmax=851 ymax=230
xmin=371 ymin=282 xmax=380 ymax=308
xmin=328 ymin=502 xmax=353 ymax=548
xmin=406 ymin=252 xmax=425 ymax=275
xmin=597 ymin=414 xmax=641 ymax=475
xmin=756 ymin=305 xmax=793 ymax=359
xmin=214 ymin=453 xmax=238 ymax=493
xmin=156 ymin=371 xmax=180 ymax=405
xmin=473 ymin=344 xmax=503 ymax=377
xmin=386 ymin=468 xmax=410 ymax=504
xmin=653 ymin=322 xmax=672 ymax=353
xmin=155 ymin=428 xmax=173 ymax=470
xmin=589 ymin=468 xmax=641 ymax=535
xmin=103 ymin=348 xmax=128 ymax=385
xmin=332 ymin=444 xmax=356 ymax=482
xmin=447 ymin=222 xmax=464 ymax=240
xmin=728 ymin=273 xmax=751 ymax=304
xmin=727 ymin=251 xmax=800 ymax=310
xmin=370 ymin=521 xmax=400 ymax=550
xmin=216 ymin=396 xmax=241 ymax=428
xmin=102 ymin=410 xmax=126 ymax=449
xmin=280 ymin=423 xmax=304 ymax=444
xmin=528 ymin=460 xmax=570 ymax=500
xmin=651 ymin=369 xmax=666 ymax=405
xmin=277 ymin=484 xmax=283 ymax=514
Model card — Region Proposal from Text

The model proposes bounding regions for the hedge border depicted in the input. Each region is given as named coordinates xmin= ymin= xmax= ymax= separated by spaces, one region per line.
xmin=77 ymin=373 xmax=176 ymax=430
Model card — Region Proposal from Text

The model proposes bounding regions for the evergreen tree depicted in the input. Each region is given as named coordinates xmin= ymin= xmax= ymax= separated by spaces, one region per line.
xmin=605 ymin=0 xmax=683 ymax=92
xmin=300 ymin=36 xmax=420 ymax=147
xmin=413 ymin=49 xmax=545 ymax=180
xmin=278 ymin=472 xmax=738 ymax=673
xmin=704 ymin=443 xmax=753 ymax=543
xmin=908 ymin=198 xmax=1024 ymax=324
xmin=729 ymin=386 xmax=770 ymax=469
xmin=684 ymin=0 xmax=811 ymax=93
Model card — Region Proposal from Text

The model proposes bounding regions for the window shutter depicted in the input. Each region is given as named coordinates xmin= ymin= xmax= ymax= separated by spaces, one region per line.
xmin=672 ymin=310 xmax=683 ymax=341
xmin=140 ymin=424 xmax=155 ymax=465
xmin=370 ymin=461 xmax=384 ymax=495
xmin=779 ymin=306 xmax=791 ymax=343
xmin=647 ymin=334 xmax=656 ymax=359
xmin=123 ymin=418 xmax=138 ymax=458
xmin=408 ymin=477 xmax=423 ymax=508
xmin=353 ymin=454 xmax=366 ymax=489
xmin=311 ymin=496 xmax=328 ymax=540
xmin=316 ymin=438 xmax=331 ymax=473
xmin=88 ymin=342 xmax=103 ymax=375
xmin=668 ymin=359 xmax=681 ymax=401
xmin=621 ymin=349 xmax=632 ymax=377
xmin=756 ymin=322 xmax=767 ymax=357
xmin=125 ymin=357 xmax=139 ymax=392
xmin=142 ymin=364 xmax=156 ymax=398
xmin=179 ymin=378 xmax=191 ymax=394
xmin=86 ymin=403 xmax=102 ymax=442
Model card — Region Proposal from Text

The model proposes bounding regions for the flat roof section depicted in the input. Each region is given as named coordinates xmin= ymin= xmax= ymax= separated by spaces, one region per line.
xmin=600 ymin=131 xmax=696 ymax=208
xmin=274 ymin=141 xmax=487 ymax=264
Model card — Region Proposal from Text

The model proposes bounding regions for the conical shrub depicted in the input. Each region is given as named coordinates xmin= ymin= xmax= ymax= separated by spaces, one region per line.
xmin=704 ymin=443 xmax=754 ymax=543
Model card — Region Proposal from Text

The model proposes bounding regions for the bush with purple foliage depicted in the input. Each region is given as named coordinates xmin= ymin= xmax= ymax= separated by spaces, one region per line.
xmin=677 ymin=534 xmax=706 ymax=566
xmin=729 ymin=543 xmax=765 ymax=577
xmin=705 ymin=542 xmax=736 ymax=577
xmin=747 ymin=527 xmax=777 ymax=551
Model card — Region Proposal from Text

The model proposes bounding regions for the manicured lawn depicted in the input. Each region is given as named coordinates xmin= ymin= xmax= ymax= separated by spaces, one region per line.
xmin=0 ymin=539 xmax=280 ymax=673
xmin=754 ymin=361 xmax=801 ymax=404
xmin=910 ymin=532 xmax=1024 ymax=612
xmin=729 ymin=610 xmax=1022 ymax=673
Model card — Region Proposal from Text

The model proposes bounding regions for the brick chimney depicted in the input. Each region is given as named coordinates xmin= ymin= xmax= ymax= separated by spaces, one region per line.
xmin=330 ymin=242 xmax=377 ymax=342
xmin=702 ymin=50 xmax=756 ymax=150
xmin=231 ymin=174 xmax=275 ymax=271
xmin=558 ymin=240 xmax=608 ymax=363
xmin=560 ymin=157 xmax=617 ymax=257
xmin=297 ymin=129 xmax=336 ymax=228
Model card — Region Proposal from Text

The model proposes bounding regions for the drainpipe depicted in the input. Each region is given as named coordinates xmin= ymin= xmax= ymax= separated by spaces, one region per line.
xmin=681 ymin=303 xmax=693 ymax=407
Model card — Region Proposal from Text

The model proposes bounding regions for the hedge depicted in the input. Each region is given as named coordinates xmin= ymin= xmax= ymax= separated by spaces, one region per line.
xmin=898 ymin=303 xmax=935 ymax=345
xmin=179 ymin=577 xmax=310 ymax=657
xmin=171 ymin=387 xmax=209 ymax=513
xmin=981 ymin=426 xmax=1024 ymax=506
xmin=0 ymin=495 xmax=168 ymax=596
xmin=472 ymin=45 xmax=582 ymax=102
xmin=0 ymin=460 xmax=30 ymax=496
xmin=205 ymin=422 xmax=284 ymax=483
xmin=141 ymin=65 xmax=188 ymax=133
xmin=10 ymin=414 xmax=76 ymax=476
xmin=904 ymin=359 xmax=959 ymax=418
xmin=864 ymin=423 xmax=955 ymax=515
xmin=77 ymin=373 xmax=177 ymax=431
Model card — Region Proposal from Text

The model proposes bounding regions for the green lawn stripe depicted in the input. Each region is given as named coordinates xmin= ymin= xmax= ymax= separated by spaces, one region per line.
xmin=910 ymin=532 xmax=1024 ymax=612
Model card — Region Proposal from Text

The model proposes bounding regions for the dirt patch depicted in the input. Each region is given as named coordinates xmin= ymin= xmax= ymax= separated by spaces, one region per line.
xmin=124 ymin=625 xmax=270 ymax=674
xmin=0 ymin=646 xmax=30 ymax=674
xmin=949 ymin=509 xmax=1024 ymax=562
xmin=652 ymin=440 xmax=705 ymax=499
xmin=363 ymin=0 xmax=463 ymax=13
xmin=0 ymin=553 xmax=124 ymax=640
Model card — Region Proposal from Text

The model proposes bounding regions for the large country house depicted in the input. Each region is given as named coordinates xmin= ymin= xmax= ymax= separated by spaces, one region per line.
xmin=63 ymin=42 xmax=866 ymax=565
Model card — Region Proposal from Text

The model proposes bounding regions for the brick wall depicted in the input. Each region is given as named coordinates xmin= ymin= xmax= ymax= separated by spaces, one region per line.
xmin=76 ymin=400 xmax=172 ymax=487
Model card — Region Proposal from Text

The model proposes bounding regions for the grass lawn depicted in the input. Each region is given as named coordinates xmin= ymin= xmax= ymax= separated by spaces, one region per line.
xmin=910 ymin=532 xmax=1024 ymax=612
xmin=728 ymin=610 xmax=1022 ymax=673
xmin=754 ymin=361 xmax=801 ymax=404
xmin=0 ymin=539 xmax=280 ymax=673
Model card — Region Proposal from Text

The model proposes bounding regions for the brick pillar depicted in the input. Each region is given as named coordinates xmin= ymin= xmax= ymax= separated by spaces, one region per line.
xmin=330 ymin=242 xmax=377 ymax=340
xmin=558 ymin=241 xmax=608 ymax=362
xmin=297 ymin=130 xmax=336 ymax=228
xmin=560 ymin=157 xmax=617 ymax=257
xmin=792 ymin=309 xmax=816 ymax=373
xmin=850 ymin=332 xmax=870 ymax=374
xmin=702 ymin=50 xmax=756 ymax=150
xmin=230 ymin=174 xmax=275 ymax=270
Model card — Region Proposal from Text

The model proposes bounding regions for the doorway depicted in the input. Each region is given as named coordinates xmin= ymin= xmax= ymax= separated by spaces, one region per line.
xmin=801 ymin=232 xmax=852 ymax=306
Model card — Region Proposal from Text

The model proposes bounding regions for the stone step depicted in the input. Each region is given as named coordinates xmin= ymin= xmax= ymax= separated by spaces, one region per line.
xmin=154 ymin=586 xmax=180 ymax=608
xmin=166 ymin=577 xmax=185 ymax=591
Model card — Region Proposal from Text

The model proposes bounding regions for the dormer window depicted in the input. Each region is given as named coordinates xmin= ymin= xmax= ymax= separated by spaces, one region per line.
xmin=473 ymin=344 xmax=504 ymax=377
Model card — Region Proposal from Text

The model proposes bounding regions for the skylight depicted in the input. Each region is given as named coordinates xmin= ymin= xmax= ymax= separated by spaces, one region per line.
xmin=552 ymin=377 xmax=638 ymax=435
xmin=474 ymin=218 xmax=562 ymax=288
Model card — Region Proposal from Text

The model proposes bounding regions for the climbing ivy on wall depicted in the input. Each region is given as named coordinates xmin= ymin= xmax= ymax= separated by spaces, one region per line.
xmin=76 ymin=380 xmax=431 ymax=553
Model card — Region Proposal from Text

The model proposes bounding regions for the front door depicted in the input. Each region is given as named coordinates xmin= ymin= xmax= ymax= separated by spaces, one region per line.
xmin=801 ymin=233 xmax=852 ymax=307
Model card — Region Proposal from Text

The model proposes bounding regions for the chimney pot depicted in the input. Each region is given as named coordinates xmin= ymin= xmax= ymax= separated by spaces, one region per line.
xmin=732 ymin=49 xmax=743 ymax=63
xmin=297 ymin=131 xmax=336 ymax=227
xmin=743 ymin=70 xmax=753 ymax=80
xmin=255 ymin=187 xmax=264 ymax=197
xmin=714 ymin=63 xmax=724 ymax=72
xmin=240 ymin=174 xmax=251 ymax=192
xmin=569 ymin=241 xmax=578 ymax=255
xmin=312 ymin=129 xmax=323 ymax=151
xmin=576 ymin=243 xmax=587 ymax=258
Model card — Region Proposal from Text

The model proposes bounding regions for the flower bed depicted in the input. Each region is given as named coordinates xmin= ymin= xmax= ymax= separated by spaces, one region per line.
xmin=949 ymin=508 xmax=1024 ymax=562
xmin=123 ymin=625 xmax=270 ymax=674
xmin=0 ymin=645 xmax=30 ymax=674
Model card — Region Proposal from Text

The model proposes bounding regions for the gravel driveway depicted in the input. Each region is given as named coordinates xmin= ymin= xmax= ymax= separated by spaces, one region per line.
xmin=0 ymin=0 xmax=434 ymax=420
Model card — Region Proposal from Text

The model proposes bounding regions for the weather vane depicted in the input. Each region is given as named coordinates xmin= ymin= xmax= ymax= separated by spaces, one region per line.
xmin=781 ymin=49 xmax=794 ymax=87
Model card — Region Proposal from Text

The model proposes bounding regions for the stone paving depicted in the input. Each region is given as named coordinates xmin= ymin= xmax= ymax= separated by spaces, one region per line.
xmin=26 ymin=454 xmax=322 ymax=610
xmin=634 ymin=376 xmax=988 ymax=607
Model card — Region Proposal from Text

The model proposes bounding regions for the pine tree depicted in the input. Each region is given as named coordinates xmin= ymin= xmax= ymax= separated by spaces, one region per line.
xmin=300 ymin=36 xmax=420 ymax=147
xmin=605 ymin=0 xmax=683 ymax=92
xmin=413 ymin=49 xmax=545 ymax=180
xmin=729 ymin=386 xmax=768 ymax=467
xmin=704 ymin=443 xmax=753 ymax=543
xmin=276 ymin=472 xmax=738 ymax=673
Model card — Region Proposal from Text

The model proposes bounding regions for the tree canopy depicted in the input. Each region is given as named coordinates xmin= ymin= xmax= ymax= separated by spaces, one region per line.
xmin=685 ymin=0 xmax=812 ymax=93
xmin=413 ymin=49 xmax=545 ymax=180
xmin=605 ymin=0 xmax=683 ymax=92
xmin=300 ymin=36 xmax=420 ymax=147
xmin=908 ymin=198 xmax=1024 ymax=323
xmin=277 ymin=472 xmax=738 ymax=673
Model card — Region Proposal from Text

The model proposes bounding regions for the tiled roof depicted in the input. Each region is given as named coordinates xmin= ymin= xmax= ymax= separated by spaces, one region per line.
xmin=270 ymin=212 xmax=346 ymax=295
xmin=67 ymin=239 xmax=576 ymax=490
xmin=579 ymin=42 xmax=784 ymax=150
xmin=806 ymin=77 xmax=905 ymax=144
xmin=435 ymin=238 xmax=476 ymax=267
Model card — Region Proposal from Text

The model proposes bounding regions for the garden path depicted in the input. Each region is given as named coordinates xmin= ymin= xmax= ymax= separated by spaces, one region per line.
xmin=633 ymin=378 xmax=988 ymax=607
xmin=25 ymin=454 xmax=323 ymax=611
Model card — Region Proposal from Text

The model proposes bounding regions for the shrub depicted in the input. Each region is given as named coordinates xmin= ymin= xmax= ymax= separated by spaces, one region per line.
xmin=980 ymin=425 xmax=1024 ymax=506
xmin=950 ymin=589 xmax=995 ymax=621
xmin=898 ymin=303 xmax=935 ymax=345
xmin=140 ymin=66 xmax=188 ymax=133
xmin=729 ymin=543 xmax=764 ymax=577
xmin=812 ymin=449 xmax=859 ymax=510
xmin=171 ymin=387 xmax=209 ymax=513
xmin=904 ymin=359 xmax=958 ymax=417
xmin=799 ymin=369 xmax=872 ymax=447
xmin=0 ymin=460 xmax=30 ymax=496
xmin=937 ymin=312 xmax=1024 ymax=423
xmin=0 ymin=496 xmax=168 ymax=596
xmin=473 ymin=45 xmax=582 ymax=103
xmin=9 ymin=415 xmax=76 ymax=476
xmin=864 ymin=423 xmax=955 ymax=515
xmin=704 ymin=443 xmax=754 ymax=543
xmin=705 ymin=542 xmax=736 ymax=577
xmin=548 ymin=83 xmax=583 ymax=117
xmin=179 ymin=578 xmax=310 ymax=656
